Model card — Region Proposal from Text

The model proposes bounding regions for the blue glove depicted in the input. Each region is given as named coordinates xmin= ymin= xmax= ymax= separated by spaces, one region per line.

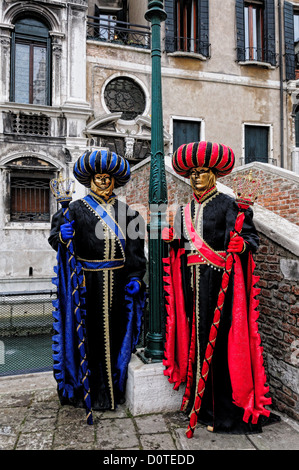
xmin=60 ymin=220 xmax=75 ymax=243
xmin=125 ymin=279 xmax=141 ymax=295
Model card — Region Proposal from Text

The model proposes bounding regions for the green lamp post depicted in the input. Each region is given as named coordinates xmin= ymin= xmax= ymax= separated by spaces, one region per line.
xmin=143 ymin=1 xmax=168 ymax=362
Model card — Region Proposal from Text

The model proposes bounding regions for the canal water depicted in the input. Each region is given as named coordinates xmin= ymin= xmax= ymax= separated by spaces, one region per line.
xmin=0 ymin=334 xmax=53 ymax=377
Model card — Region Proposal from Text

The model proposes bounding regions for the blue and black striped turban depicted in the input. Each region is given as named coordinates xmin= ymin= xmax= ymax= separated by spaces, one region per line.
xmin=73 ymin=149 xmax=131 ymax=188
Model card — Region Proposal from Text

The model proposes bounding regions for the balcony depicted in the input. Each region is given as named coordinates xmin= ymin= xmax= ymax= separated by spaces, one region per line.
xmin=86 ymin=15 xmax=151 ymax=49
xmin=165 ymin=35 xmax=210 ymax=58
xmin=236 ymin=46 xmax=278 ymax=67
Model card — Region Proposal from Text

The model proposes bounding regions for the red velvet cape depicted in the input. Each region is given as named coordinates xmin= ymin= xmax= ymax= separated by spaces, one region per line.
xmin=163 ymin=247 xmax=271 ymax=425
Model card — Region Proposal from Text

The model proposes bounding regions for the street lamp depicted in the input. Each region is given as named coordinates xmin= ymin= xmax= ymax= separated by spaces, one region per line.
xmin=142 ymin=1 xmax=168 ymax=362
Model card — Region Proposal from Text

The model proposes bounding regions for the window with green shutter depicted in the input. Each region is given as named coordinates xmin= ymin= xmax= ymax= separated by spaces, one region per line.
xmin=165 ymin=0 xmax=210 ymax=57
xmin=236 ymin=0 xmax=276 ymax=66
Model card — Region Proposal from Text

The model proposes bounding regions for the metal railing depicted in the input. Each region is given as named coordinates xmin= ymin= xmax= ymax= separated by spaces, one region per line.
xmin=87 ymin=15 xmax=151 ymax=49
xmin=165 ymin=36 xmax=211 ymax=57
xmin=236 ymin=46 xmax=278 ymax=66
xmin=0 ymin=290 xmax=56 ymax=376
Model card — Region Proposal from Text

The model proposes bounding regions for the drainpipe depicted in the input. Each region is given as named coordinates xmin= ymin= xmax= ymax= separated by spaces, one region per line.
xmin=278 ymin=0 xmax=284 ymax=168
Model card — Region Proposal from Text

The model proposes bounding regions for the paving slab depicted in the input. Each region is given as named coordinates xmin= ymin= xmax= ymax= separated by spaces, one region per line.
xmin=175 ymin=417 xmax=299 ymax=451
xmin=96 ymin=417 xmax=140 ymax=450
xmin=176 ymin=426 xmax=256 ymax=451
xmin=0 ymin=371 xmax=298 ymax=452
xmin=246 ymin=421 xmax=299 ymax=450
xmin=139 ymin=432 xmax=177 ymax=450
xmin=134 ymin=414 xmax=169 ymax=434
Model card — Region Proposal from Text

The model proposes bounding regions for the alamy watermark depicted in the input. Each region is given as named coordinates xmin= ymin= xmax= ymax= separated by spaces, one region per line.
xmin=93 ymin=202 xmax=202 ymax=241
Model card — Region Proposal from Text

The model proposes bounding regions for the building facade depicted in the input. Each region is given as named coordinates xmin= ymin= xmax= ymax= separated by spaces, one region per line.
xmin=1 ymin=0 xmax=299 ymax=290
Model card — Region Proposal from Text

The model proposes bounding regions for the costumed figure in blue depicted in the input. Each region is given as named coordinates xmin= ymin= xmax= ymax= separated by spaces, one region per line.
xmin=49 ymin=149 xmax=146 ymax=422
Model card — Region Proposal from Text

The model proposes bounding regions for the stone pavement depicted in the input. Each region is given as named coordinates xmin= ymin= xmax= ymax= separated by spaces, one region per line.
xmin=0 ymin=371 xmax=298 ymax=452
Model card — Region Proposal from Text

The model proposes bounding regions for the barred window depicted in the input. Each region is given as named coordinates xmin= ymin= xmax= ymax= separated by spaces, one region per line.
xmin=10 ymin=176 xmax=51 ymax=222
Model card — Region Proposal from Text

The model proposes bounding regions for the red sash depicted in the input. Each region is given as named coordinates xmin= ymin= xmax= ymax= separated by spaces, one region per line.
xmin=184 ymin=204 xmax=226 ymax=269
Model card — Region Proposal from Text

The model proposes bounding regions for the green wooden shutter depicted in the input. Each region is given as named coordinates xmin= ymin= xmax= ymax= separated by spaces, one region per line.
xmin=236 ymin=0 xmax=245 ymax=61
xmin=264 ymin=0 xmax=276 ymax=66
xmin=245 ymin=126 xmax=269 ymax=164
xmin=284 ymin=1 xmax=295 ymax=81
xmin=173 ymin=120 xmax=201 ymax=151
xmin=198 ymin=0 xmax=210 ymax=57
xmin=165 ymin=0 xmax=175 ymax=52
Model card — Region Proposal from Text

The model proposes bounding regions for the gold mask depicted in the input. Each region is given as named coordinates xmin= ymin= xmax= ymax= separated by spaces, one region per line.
xmin=189 ymin=167 xmax=216 ymax=197
xmin=90 ymin=173 xmax=115 ymax=200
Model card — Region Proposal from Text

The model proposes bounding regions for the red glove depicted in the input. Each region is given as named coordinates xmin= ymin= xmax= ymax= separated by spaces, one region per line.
xmin=162 ymin=227 xmax=175 ymax=242
xmin=227 ymin=232 xmax=245 ymax=253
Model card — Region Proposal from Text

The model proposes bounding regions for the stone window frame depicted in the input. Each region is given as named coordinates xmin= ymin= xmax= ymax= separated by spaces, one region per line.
xmin=101 ymin=73 xmax=150 ymax=124
xmin=0 ymin=153 xmax=62 ymax=229
xmin=1 ymin=3 xmax=64 ymax=107
xmin=10 ymin=16 xmax=52 ymax=106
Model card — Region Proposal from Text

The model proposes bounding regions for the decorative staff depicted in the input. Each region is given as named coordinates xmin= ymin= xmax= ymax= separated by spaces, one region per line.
xmin=186 ymin=171 xmax=261 ymax=438
xmin=50 ymin=174 xmax=93 ymax=425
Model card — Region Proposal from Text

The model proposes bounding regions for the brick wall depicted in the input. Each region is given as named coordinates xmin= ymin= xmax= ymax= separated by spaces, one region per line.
xmin=222 ymin=163 xmax=299 ymax=227
xmin=116 ymin=159 xmax=192 ymax=227
xmin=254 ymin=233 xmax=299 ymax=422
xmin=117 ymin=160 xmax=299 ymax=422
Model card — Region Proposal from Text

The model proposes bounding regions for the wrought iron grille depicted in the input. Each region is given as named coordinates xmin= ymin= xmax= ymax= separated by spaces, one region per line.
xmin=165 ymin=36 xmax=211 ymax=57
xmin=174 ymin=36 xmax=211 ymax=57
xmin=10 ymin=176 xmax=51 ymax=222
xmin=0 ymin=290 xmax=56 ymax=376
xmin=236 ymin=47 xmax=278 ymax=66
xmin=87 ymin=15 xmax=151 ymax=49
xmin=104 ymin=77 xmax=146 ymax=120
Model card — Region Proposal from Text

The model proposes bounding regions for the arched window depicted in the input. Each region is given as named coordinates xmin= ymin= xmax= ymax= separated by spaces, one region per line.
xmin=10 ymin=16 xmax=51 ymax=106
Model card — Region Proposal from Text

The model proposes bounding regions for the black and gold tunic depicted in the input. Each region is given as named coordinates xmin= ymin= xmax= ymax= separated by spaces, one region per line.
xmin=167 ymin=188 xmax=264 ymax=433
xmin=49 ymin=193 xmax=146 ymax=410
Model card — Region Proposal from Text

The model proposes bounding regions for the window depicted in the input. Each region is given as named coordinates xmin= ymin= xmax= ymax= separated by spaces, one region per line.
xmin=165 ymin=0 xmax=210 ymax=57
xmin=87 ymin=4 xmax=151 ymax=48
xmin=244 ymin=2 xmax=264 ymax=61
xmin=10 ymin=175 xmax=51 ymax=222
xmin=173 ymin=119 xmax=201 ymax=152
xmin=10 ymin=17 xmax=51 ymax=106
xmin=236 ymin=0 xmax=276 ymax=66
xmin=176 ymin=0 xmax=198 ymax=53
xmin=104 ymin=77 xmax=146 ymax=120
xmin=244 ymin=125 xmax=269 ymax=164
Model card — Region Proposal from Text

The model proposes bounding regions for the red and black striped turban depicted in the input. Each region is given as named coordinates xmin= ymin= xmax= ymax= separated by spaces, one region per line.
xmin=172 ymin=141 xmax=235 ymax=178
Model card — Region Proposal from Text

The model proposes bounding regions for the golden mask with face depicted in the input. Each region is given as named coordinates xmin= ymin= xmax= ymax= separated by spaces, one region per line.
xmin=90 ymin=173 xmax=115 ymax=200
xmin=189 ymin=167 xmax=216 ymax=197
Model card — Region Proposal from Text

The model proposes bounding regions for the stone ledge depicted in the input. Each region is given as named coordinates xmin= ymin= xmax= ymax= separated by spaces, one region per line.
xmin=125 ymin=353 xmax=184 ymax=416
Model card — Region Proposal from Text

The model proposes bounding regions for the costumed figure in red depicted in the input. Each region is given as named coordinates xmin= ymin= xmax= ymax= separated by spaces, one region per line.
xmin=49 ymin=149 xmax=146 ymax=424
xmin=162 ymin=141 xmax=279 ymax=437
